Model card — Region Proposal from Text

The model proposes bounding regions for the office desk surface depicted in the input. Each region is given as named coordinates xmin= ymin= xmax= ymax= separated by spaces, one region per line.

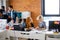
xmin=0 ymin=30 xmax=6 ymax=32
xmin=0 ymin=30 xmax=60 ymax=40
xmin=7 ymin=30 xmax=45 ymax=40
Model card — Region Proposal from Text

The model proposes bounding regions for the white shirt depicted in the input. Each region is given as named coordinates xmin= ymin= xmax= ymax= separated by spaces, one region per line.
xmin=11 ymin=11 xmax=13 ymax=18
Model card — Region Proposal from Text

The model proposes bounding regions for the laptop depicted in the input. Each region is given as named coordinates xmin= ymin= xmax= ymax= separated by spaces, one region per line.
xmin=13 ymin=24 xmax=21 ymax=31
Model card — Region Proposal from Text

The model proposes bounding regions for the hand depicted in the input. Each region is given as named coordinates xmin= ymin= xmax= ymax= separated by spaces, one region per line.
xmin=42 ymin=28 xmax=46 ymax=30
xmin=8 ymin=16 xmax=11 ymax=18
xmin=35 ymin=26 xmax=39 ymax=29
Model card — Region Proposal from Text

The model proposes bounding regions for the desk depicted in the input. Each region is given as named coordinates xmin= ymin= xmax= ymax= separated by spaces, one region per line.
xmin=45 ymin=31 xmax=60 ymax=40
xmin=0 ymin=30 xmax=60 ymax=40
xmin=7 ymin=30 xmax=45 ymax=40
xmin=0 ymin=30 xmax=6 ymax=40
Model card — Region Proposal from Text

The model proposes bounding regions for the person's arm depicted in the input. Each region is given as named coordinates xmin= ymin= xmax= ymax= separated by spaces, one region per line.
xmin=8 ymin=16 xmax=11 ymax=18
xmin=35 ymin=26 xmax=39 ymax=29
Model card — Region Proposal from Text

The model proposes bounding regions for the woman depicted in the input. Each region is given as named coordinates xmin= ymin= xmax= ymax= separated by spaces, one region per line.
xmin=26 ymin=17 xmax=34 ymax=40
xmin=26 ymin=17 xmax=34 ymax=31
xmin=36 ymin=15 xmax=46 ymax=30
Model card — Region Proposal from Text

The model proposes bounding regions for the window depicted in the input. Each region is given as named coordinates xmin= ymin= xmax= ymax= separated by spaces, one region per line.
xmin=42 ymin=0 xmax=60 ymax=16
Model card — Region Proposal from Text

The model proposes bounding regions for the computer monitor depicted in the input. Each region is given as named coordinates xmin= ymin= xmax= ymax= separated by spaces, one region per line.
xmin=49 ymin=21 xmax=60 ymax=32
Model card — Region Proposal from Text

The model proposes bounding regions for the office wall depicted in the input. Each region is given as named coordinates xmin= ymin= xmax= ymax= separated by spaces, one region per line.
xmin=9 ymin=0 xmax=41 ymax=27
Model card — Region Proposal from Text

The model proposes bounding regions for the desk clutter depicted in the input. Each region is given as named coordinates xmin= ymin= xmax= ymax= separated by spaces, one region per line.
xmin=0 ymin=30 xmax=60 ymax=40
